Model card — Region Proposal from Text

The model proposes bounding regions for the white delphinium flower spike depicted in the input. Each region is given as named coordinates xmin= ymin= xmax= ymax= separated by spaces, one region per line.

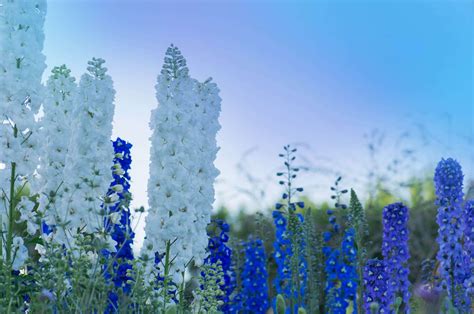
xmin=0 ymin=0 xmax=47 ymax=268
xmin=57 ymin=58 xmax=116 ymax=248
xmin=142 ymin=45 xmax=221 ymax=284
xmin=190 ymin=78 xmax=221 ymax=265
xmin=36 ymin=65 xmax=77 ymax=225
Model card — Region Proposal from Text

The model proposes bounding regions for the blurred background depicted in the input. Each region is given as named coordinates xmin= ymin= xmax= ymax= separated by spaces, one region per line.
xmin=44 ymin=0 xmax=473 ymax=279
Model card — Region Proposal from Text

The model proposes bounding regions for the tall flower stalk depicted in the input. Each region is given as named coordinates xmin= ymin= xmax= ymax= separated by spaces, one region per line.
xmin=0 ymin=1 xmax=47 ymax=307
xmin=463 ymin=200 xmax=473 ymax=298
xmin=363 ymin=259 xmax=390 ymax=313
xmin=348 ymin=189 xmax=369 ymax=314
xmin=434 ymin=158 xmax=471 ymax=312
xmin=103 ymin=138 xmax=135 ymax=312
xmin=238 ymin=239 xmax=270 ymax=314
xmin=58 ymin=58 xmax=116 ymax=248
xmin=323 ymin=177 xmax=357 ymax=314
xmin=142 ymin=44 xmax=221 ymax=287
xmin=382 ymin=202 xmax=410 ymax=312
xmin=274 ymin=145 xmax=307 ymax=313
xmin=37 ymin=65 xmax=77 ymax=225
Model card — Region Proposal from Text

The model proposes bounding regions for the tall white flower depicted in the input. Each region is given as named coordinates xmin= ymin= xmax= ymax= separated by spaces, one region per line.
xmin=0 ymin=0 xmax=47 ymax=267
xmin=37 ymin=65 xmax=77 ymax=224
xmin=142 ymin=45 xmax=221 ymax=283
xmin=57 ymin=58 xmax=115 ymax=247
xmin=0 ymin=0 xmax=46 ymax=175
xmin=191 ymin=78 xmax=221 ymax=264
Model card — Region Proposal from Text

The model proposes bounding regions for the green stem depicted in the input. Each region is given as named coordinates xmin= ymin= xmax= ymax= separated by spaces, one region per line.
xmin=178 ymin=271 xmax=185 ymax=314
xmin=5 ymin=161 xmax=16 ymax=311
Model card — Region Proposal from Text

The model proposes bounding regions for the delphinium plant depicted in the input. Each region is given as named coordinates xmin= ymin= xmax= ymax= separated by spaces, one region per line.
xmin=323 ymin=177 xmax=358 ymax=314
xmin=302 ymin=208 xmax=324 ymax=314
xmin=274 ymin=145 xmax=307 ymax=313
xmin=434 ymin=158 xmax=471 ymax=312
xmin=102 ymin=138 xmax=135 ymax=312
xmin=56 ymin=57 xmax=118 ymax=249
xmin=141 ymin=44 xmax=221 ymax=310
xmin=0 ymin=0 xmax=47 ymax=309
xmin=237 ymin=239 xmax=270 ymax=313
xmin=37 ymin=65 xmax=77 ymax=227
xmin=463 ymin=200 xmax=474 ymax=298
xmin=204 ymin=219 xmax=235 ymax=313
xmin=348 ymin=189 xmax=369 ymax=314
xmin=363 ymin=258 xmax=390 ymax=313
xmin=381 ymin=202 xmax=410 ymax=312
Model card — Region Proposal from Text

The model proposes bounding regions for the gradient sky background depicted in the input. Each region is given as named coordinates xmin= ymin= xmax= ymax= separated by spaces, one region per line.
xmin=43 ymin=0 xmax=473 ymax=243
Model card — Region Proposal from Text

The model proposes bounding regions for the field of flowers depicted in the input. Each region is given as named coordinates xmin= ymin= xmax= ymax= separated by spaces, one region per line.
xmin=0 ymin=1 xmax=472 ymax=314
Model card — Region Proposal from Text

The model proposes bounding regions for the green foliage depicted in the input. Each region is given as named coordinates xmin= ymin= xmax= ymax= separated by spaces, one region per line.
xmin=303 ymin=208 xmax=324 ymax=314
xmin=349 ymin=189 xmax=369 ymax=314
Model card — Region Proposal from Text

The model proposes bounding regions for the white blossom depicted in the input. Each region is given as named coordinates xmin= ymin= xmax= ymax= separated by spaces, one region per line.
xmin=0 ymin=0 xmax=46 ymax=176
xmin=17 ymin=196 xmax=37 ymax=235
xmin=142 ymin=45 xmax=221 ymax=283
xmin=190 ymin=78 xmax=221 ymax=265
xmin=57 ymin=58 xmax=115 ymax=248
xmin=0 ymin=0 xmax=47 ymax=267
xmin=36 ymin=65 xmax=77 ymax=225
xmin=12 ymin=236 xmax=28 ymax=270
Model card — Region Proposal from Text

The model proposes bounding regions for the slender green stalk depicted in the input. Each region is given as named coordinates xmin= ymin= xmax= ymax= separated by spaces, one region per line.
xmin=5 ymin=161 xmax=16 ymax=311
xmin=178 ymin=271 xmax=186 ymax=313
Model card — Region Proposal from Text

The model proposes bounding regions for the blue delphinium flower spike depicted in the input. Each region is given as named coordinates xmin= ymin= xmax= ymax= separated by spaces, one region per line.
xmin=363 ymin=259 xmax=390 ymax=314
xmin=434 ymin=158 xmax=471 ymax=312
xmin=103 ymin=138 xmax=135 ymax=313
xmin=382 ymin=202 xmax=410 ymax=312
xmin=238 ymin=239 xmax=270 ymax=314
xmin=204 ymin=219 xmax=236 ymax=313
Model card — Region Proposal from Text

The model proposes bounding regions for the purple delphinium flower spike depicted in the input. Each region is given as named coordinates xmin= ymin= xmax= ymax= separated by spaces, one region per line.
xmin=463 ymin=200 xmax=474 ymax=295
xmin=363 ymin=259 xmax=390 ymax=314
xmin=434 ymin=158 xmax=471 ymax=312
xmin=382 ymin=202 xmax=410 ymax=312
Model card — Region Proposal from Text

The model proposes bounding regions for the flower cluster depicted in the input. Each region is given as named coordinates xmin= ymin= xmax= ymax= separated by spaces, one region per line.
xmin=143 ymin=45 xmax=221 ymax=283
xmin=0 ymin=0 xmax=47 ymax=270
xmin=37 ymin=65 xmax=77 ymax=222
xmin=273 ymin=210 xmax=292 ymax=297
xmin=0 ymin=0 xmax=46 ymax=182
xmin=58 ymin=58 xmax=116 ymax=248
xmin=463 ymin=200 xmax=474 ymax=295
xmin=239 ymin=239 xmax=270 ymax=314
xmin=204 ymin=219 xmax=235 ymax=313
xmin=190 ymin=77 xmax=221 ymax=267
xmin=323 ymin=177 xmax=357 ymax=314
xmin=273 ymin=210 xmax=307 ymax=312
xmin=363 ymin=259 xmax=390 ymax=313
xmin=324 ymin=228 xmax=358 ymax=314
xmin=382 ymin=202 xmax=410 ymax=311
xmin=103 ymin=138 xmax=135 ymax=311
xmin=195 ymin=261 xmax=225 ymax=312
xmin=434 ymin=158 xmax=470 ymax=311
xmin=274 ymin=145 xmax=307 ymax=312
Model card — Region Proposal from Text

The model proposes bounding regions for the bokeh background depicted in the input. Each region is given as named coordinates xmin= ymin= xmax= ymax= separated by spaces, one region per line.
xmin=43 ymin=0 xmax=473 ymax=254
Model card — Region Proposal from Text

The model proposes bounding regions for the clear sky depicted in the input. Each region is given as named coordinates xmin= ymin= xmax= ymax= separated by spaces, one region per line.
xmin=43 ymin=0 xmax=473 ymax=218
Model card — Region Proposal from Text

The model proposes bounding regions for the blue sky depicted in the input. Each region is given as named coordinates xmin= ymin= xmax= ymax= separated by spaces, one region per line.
xmin=44 ymin=0 xmax=473 ymax=215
